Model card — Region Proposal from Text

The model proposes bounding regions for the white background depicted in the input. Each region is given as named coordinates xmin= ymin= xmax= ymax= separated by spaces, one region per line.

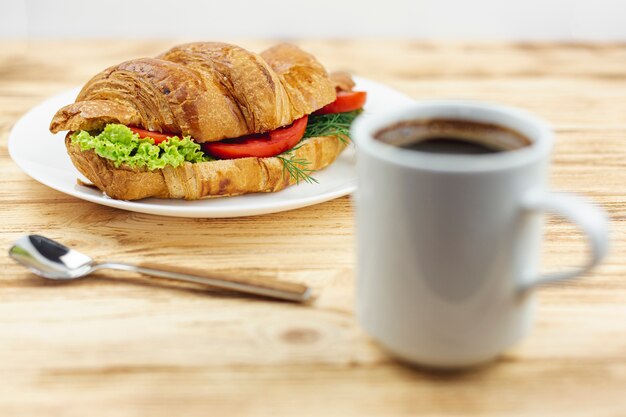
xmin=1 ymin=0 xmax=626 ymax=40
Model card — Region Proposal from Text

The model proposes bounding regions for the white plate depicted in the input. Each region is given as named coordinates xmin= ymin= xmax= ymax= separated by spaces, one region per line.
xmin=9 ymin=77 xmax=413 ymax=218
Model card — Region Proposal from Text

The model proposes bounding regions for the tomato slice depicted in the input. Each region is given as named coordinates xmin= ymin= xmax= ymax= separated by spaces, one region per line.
xmin=129 ymin=127 xmax=174 ymax=145
xmin=315 ymin=91 xmax=367 ymax=115
xmin=202 ymin=115 xmax=308 ymax=159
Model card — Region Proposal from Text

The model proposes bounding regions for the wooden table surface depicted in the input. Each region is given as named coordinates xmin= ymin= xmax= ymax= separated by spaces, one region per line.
xmin=1 ymin=40 xmax=625 ymax=417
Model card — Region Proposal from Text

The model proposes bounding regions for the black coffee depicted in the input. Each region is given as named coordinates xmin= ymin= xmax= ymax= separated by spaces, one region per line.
xmin=374 ymin=119 xmax=531 ymax=155
xmin=404 ymin=137 xmax=501 ymax=154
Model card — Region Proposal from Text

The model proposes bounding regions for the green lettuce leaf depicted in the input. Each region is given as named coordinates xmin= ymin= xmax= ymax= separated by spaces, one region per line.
xmin=70 ymin=124 xmax=210 ymax=170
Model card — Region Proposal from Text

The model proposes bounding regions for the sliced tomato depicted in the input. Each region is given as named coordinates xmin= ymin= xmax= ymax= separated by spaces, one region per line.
xmin=315 ymin=91 xmax=367 ymax=115
xmin=202 ymin=116 xmax=308 ymax=159
xmin=129 ymin=127 xmax=174 ymax=145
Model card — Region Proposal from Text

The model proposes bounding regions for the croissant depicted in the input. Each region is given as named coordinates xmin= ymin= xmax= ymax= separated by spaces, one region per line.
xmin=51 ymin=42 xmax=336 ymax=140
xmin=50 ymin=42 xmax=359 ymax=200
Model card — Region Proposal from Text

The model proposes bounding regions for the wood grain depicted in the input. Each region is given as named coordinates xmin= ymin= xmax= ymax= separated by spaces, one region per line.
xmin=1 ymin=40 xmax=626 ymax=417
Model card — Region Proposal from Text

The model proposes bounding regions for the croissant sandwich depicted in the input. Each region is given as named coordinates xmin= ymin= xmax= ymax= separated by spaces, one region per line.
xmin=49 ymin=42 xmax=367 ymax=200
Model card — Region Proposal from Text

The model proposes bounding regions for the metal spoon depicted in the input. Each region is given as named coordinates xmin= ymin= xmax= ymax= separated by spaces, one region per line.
xmin=8 ymin=235 xmax=312 ymax=303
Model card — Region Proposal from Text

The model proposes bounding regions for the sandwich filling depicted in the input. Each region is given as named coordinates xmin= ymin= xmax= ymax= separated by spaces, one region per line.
xmin=69 ymin=90 xmax=365 ymax=182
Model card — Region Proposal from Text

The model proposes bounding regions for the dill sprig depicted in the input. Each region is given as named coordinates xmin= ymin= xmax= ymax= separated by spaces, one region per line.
xmin=277 ymin=144 xmax=319 ymax=185
xmin=303 ymin=110 xmax=362 ymax=145
xmin=276 ymin=110 xmax=362 ymax=184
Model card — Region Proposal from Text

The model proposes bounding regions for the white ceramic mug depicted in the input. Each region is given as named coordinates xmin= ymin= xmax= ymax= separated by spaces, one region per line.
xmin=351 ymin=101 xmax=609 ymax=369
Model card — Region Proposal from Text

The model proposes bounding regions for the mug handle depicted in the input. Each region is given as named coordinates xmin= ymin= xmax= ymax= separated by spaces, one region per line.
xmin=517 ymin=191 xmax=610 ymax=296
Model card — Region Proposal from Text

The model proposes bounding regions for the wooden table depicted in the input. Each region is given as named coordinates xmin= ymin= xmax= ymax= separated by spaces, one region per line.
xmin=1 ymin=40 xmax=625 ymax=417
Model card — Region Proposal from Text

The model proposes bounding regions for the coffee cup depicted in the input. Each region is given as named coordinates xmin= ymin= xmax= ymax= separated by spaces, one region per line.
xmin=351 ymin=101 xmax=609 ymax=368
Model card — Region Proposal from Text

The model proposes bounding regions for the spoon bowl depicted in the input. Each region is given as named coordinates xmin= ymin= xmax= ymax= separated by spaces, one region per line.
xmin=9 ymin=235 xmax=94 ymax=280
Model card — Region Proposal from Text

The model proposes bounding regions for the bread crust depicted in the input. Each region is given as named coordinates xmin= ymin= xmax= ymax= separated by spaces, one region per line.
xmin=50 ymin=43 xmax=336 ymax=142
xmin=65 ymin=135 xmax=347 ymax=200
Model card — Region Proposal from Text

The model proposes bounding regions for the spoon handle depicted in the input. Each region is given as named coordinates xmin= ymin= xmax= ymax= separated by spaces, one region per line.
xmin=97 ymin=262 xmax=313 ymax=303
